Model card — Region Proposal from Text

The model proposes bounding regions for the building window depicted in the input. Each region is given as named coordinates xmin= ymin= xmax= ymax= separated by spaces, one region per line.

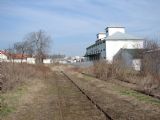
xmin=103 ymin=48 xmax=105 ymax=51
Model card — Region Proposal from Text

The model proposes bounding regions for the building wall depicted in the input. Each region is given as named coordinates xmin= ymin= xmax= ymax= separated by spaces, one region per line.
xmin=43 ymin=59 xmax=52 ymax=64
xmin=113 ymin=51 xmax=142 ymax=71
xmin=97 ymin=33 xmax=106 ymax=39
xmin=27 ymin=58 xmax=36 ymax=64
xmin=0 ymin=54 xmax=7 ymax=62
xmin=86 ymin=41 xmax=106 ymax=60
xmin=107 ymin=27 xmax=125 ymax=36
xmin=132 ymin=59 xmax=141 ymax=71
xmin=11 ymin=59 xmax=27 ymax=63
xmin=106 ymin=40 xmax=143 ymax=61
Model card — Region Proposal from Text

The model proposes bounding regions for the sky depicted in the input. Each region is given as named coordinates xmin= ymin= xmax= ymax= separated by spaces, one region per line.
xmin=1 ymin=0 xmax=160 ymax=56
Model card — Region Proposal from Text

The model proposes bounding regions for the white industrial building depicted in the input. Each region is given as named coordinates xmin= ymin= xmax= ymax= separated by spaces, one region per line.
xmin=85 ymin=26 xmax=144 ymax=62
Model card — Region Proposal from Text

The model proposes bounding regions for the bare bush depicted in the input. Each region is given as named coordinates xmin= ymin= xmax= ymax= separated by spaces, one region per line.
xmin=25 ymin=30 xmax=52 ymax=64
xmin=139 ymin=75 xmax=160 ymax=94
xmin=92 ymin=60 xmax=137 ymax=81
xmin=93 ymin=60 xmax=113 ymax=80
xmin=142 ymin=40 xmax=160 ymax=89
xmin=1 ymin=62 xmax=51 ymax=92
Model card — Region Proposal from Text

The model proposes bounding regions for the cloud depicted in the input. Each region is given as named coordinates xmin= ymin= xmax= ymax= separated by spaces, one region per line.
xmin=0 ymin=0 xmax=160 ymax=56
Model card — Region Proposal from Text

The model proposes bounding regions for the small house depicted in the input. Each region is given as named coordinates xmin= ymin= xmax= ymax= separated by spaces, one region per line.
xmin=0 ymin=50 xmax=8 ymax=62
xmin=113 ymin=49 xmax=144 ymax=71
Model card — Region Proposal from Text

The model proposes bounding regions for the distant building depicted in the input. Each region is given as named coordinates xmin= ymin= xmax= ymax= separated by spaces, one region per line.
xmin=0 ymin=50 xmax=8 ymax=62
xmin=0 ymin=50 xmax=36 ymax=64
xmin=27 ymin=58 xmax=36 ymax=64
xmin=113 ymin=49 xmax=144 ymax=71
xmin=85 ymin=26 xmax=144 ymax=62
xmin=43 ymin=59 xmax=52 ymax=64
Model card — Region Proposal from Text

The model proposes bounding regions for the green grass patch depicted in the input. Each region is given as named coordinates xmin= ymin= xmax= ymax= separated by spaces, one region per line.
xmin=112 ymin=84 xmax=160 ymax=105
xmin=117 ymin=87 xmax=160 ymax=105
xmin=0 ymin=85 xmax=28 ymax=118
xmin=83 ymin=75 xmax=92 ymax=80
xmin=79 ymin=72 xmax=160 ymax=105
xmin=0 ymin=96 xmax=15 ymax=117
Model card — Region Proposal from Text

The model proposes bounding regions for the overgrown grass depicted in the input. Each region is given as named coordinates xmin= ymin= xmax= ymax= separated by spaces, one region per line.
xmin=0 ymin=96 xmax=15 ymax=117
xmin=73 ymin=70 xmax=160 ymax=106
xmin=113 ymin=85 xmax=160 ymax=105
xmin=89 ymin=60 xmax=160 ymax=99
xmin=0 ymin=84 xmax=27 ymax=117
xmin=1 ymin=62 xmax=51 ymax=92
xmin=0 ymin=62 xmax=52 ymax=118
xmin=121 ymin=90 xmax=160 ymax=105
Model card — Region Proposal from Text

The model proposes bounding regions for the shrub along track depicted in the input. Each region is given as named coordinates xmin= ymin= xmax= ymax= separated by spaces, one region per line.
xmin=81 ymin=72 xmax=160 ymax=100
xmin=65 ymin=70 xmax=160 ymax=120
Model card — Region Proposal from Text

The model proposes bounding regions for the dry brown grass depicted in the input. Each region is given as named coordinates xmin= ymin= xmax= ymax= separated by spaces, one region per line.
xmin=90 ymin=60 xmax=160 ymax=97
xmin=93 ymin=60 xmax=113 ymax=80
xmin=1 ymin=62 xmax=51 ymax=92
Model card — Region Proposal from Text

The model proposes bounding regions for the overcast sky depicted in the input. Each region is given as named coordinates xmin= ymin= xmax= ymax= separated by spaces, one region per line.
xmin=1 ymin=0 xmax=160 ymax=56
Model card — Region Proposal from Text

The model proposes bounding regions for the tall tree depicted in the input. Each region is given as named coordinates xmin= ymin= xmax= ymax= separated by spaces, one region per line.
xmin=25 ymin=30 xmax=51 ymax=64
xmin=14 ymin=40 xmax=31 ymax=63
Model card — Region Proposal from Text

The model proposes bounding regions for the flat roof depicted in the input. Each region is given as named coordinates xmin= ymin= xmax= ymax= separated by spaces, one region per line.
xmin=105 ymin=32 xmax=143 ymax=40
xmin=105 ymin=26 xmax=125 ymax=30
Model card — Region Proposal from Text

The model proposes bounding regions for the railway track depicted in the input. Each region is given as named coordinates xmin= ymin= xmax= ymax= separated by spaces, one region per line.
xmin=60 ymin=71 xmax=113 ymax=120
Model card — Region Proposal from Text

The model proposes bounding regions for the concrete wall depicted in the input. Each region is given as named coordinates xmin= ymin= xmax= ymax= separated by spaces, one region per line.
xmin=0 ymin=54 xmax=7 ymax=62
xmin=11 ymin=59 xmax=27 ymax=63
xmin=107 ymin=27 xmax=125 ymax=36
xmin=27 ymin=58 xmax=36 ymax=64
xmin=97 ymin=33 xmax=106 ymax=40
xmin=43 ymin=59 xmax=52 ymax=64
xmin=113 ymin=51 xmax=142 ymax=71
xmin=106 ymin=40 xmax=144 ymax=62
xmin=132 ymin=59 xmax=141 ymax=71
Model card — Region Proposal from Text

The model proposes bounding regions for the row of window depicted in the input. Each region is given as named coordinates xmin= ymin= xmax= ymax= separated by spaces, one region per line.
xmin=87 ymin=40 xmax=105 ymax=49
xmin=87 ymin=48 xmax=106 ymax=55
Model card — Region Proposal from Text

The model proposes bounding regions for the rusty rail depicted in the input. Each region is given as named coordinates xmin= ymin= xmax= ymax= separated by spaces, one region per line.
xmin=61 ymin=71 xmax=113 ymax=120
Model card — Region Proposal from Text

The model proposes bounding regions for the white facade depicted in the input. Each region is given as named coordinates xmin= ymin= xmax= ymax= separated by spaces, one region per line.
xmin=106 ymin=40 xmax=143 ymax=61
xmin=11 ymin=59 xmax=27 ymax=63
xmin=97 ymin=32 xmax=106 ymax=40
xmin=106 ymin=27 xmax=125 ymax=36
xmin=132 ymin=59 xmax=141 ymax=71
xmin=85 ymin=26 xmax=144 ymax=62
xmin=0 ymin=52 xmax=7 ymax=62
xmin=43 ymin=59 xmax=52 ymax=64
xmin=27 ymin=58 xmax=36 ymax=64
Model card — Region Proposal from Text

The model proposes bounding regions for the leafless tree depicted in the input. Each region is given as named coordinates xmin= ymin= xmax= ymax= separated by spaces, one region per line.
xmin=14 ymin=41 xmax=31 ymax=63
xmin=142 ymin=39 xmax=160 ymax=77
xmin=144 ymin=39 xmax=160 ymax=50
xmin=25 ymin=30 xmax=52 ymax=64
